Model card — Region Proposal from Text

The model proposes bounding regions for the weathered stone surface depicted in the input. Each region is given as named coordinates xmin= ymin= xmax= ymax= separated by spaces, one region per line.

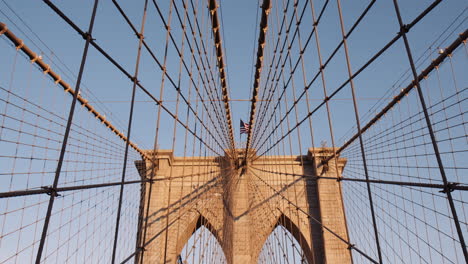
xmin=135 ymin=148 xmax=351 ymax=264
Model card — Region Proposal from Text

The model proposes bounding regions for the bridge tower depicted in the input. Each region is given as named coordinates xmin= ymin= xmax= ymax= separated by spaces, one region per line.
xmin=136 ymin=148 xmax=351 ymax=264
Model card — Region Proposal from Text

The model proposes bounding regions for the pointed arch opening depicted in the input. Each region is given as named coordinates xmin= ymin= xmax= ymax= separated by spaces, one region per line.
xmin=258 ymin=214 xmax=315 ymax=264
xmin=177 ymin=215 xmax=227 ymax=264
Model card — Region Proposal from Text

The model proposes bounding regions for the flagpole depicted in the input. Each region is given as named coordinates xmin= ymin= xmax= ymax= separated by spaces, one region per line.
xmin=238 ymin=120 xmax=240 ymax=150
xmin=238 ymin=126 xmax=240 ymax=149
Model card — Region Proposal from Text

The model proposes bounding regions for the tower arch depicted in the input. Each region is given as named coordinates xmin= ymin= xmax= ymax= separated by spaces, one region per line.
xmin=176 ymin=213 xmax=226 ymax=260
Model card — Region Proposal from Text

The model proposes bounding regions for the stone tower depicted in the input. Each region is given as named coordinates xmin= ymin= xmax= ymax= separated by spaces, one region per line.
xmin=135 ymin=148 xmax=351 ymax=264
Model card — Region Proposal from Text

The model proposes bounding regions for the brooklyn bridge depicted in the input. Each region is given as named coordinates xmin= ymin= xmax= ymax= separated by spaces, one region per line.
xmin=0 ymin=0 xmax=467 ymax=263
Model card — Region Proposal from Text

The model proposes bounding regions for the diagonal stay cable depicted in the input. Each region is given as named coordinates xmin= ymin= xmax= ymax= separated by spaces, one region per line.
xmin=317 ymin=29 xmax=467 ymax=170
xmin=252 ymin=0 xmax=437 ymax=153
xmin=207 ymin=0 xmax=236 ymax=152
xmin=251 ymin=0 xmax=380 ymax=152
xmin=251 ymin=0 xmax=312 ymax=147
xmin=245 ymin=0 xmax=272 ymax=159
xmin=112 ymin=0 xmax=231 ymax=150
xmin=0 ymin=22 xmax=148 ymax=159
xmin=149 ymin=0 xmax=232 ymax=148
xmin=248 ymin=168 xmax=379 ymax=264
xmin=254 ymin=0 xmax=446 ymax=158
xmin=172 ymin=1 xmax=231 ymax=148
xmin=42 ymin=0 xmax=224 ymax=156
xmin=251 ymin=0 xmax=328 ymax=149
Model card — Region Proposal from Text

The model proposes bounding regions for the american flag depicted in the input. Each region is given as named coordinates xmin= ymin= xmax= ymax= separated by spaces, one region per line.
xmin=240 ymin=120 xmax=250 ymax=134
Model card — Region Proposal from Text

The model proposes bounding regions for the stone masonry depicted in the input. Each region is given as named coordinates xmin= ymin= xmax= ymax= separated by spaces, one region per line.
xmin=135 ymin=148 xmax=351 ymax=264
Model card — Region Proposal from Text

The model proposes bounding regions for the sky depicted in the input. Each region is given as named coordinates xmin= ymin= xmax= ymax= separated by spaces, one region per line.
xmin=0 ymin=0 xmax=466 ymax=156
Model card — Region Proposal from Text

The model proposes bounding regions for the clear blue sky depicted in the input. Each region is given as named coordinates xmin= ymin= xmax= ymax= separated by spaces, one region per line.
xmin=1 ymin=0 xmax=466 ymax=156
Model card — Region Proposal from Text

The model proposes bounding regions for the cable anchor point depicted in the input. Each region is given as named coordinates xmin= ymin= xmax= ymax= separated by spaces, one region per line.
xmin=440 ymin=182 xmax=459 ymax=193
xmin=41 ymin=186 xmax=61 ymax=197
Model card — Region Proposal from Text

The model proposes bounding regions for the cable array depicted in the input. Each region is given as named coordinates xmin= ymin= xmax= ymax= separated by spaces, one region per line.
xmin=0 ymin=0 xmax=466 ymax=263
xmin=0 ymin=0 xmax=235 ymax=262
xmin=246 ymin=0 xmax=468 ymax=263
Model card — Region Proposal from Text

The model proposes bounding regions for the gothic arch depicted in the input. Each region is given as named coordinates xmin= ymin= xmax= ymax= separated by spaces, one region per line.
xmin=175 ymin=212 xmax=226 ymax=259
xmin=258 ymin=213 xmax=315 ymax=264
